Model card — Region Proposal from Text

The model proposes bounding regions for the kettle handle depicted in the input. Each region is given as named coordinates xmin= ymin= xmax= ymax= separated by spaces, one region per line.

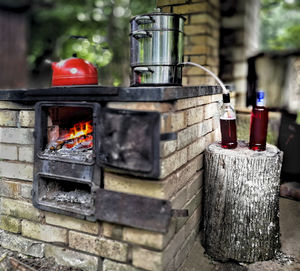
xmin=135 ymin=15 xmax=155 ymax=25
xmin=51 ymin=62 xmax=57 ymax=70
xmin=131 ymin=30 xmax=152 ymax=40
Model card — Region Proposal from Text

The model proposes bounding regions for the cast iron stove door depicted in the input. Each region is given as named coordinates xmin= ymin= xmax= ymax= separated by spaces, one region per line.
xmin=94 ymin=108 xmax=178 ymax=232
xmin=97 ymin=107 xmax=161 ymax=178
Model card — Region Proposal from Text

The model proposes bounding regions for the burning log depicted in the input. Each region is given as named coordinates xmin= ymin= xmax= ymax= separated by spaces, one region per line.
xmin=47 ymin=140 xmax=64 ymax=151
xmin=47 ymin=120 xmax=93 ymax=151
xmin=47 ymin=134 xmax=93 ymax=151
xmin=203 ymin=141 xmax=283 ymax=263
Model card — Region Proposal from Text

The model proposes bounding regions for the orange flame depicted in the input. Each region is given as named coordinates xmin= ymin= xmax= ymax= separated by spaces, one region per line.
xmin=63 ymin=120 xmax=93 ymax=149
xmin=68 ymin=121 xmax=93 ymax=139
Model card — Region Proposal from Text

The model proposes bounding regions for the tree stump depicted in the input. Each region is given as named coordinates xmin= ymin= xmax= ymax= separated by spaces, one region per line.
xmin=203 ymin=141 xmax=283 ymax=263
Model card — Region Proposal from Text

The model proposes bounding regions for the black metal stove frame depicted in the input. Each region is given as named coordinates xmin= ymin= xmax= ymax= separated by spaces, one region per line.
xmin=33 ymin=102 xmax=101 ymax=219
xmin=33 ymin=100 xmax=163 ymax=219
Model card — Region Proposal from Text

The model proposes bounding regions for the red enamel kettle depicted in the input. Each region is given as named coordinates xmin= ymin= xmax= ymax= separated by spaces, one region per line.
xmin=51 ymin=57 xmax=98 ymax=86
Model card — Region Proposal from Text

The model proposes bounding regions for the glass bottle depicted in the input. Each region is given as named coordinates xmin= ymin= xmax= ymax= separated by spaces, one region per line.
xmin=220 ymin=93 xmax=237 ymax=149
xmin=249 ymin=90 xmax=269 ymax=151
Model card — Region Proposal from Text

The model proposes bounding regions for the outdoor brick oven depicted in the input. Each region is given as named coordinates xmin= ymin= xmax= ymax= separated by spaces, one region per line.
xmin=0 ymin=85 xmax=222 ymax=271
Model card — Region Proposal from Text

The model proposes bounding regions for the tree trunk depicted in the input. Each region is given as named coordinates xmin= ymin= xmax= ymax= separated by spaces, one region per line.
xmin=0 ymin=9 xmax=28 ymax=89
xmin=203 ymin=141 xmax=283 ymax=263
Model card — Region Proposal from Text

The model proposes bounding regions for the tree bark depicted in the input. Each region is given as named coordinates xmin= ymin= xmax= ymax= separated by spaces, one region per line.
xmin=203 ymin=141 xmax=283 ymax=263
xmin=0 ymin=9 xmax=27 ymax=89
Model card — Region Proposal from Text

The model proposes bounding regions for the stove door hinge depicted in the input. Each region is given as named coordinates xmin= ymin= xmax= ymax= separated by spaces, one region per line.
xmin=160 ymin=132 xmax=177 ymax=141
xmin=98 ymin=153 xmax=107 ymax=163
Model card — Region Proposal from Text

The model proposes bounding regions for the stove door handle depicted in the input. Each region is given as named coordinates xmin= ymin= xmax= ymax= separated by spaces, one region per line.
xmin=131 ymin=30 xmax=152 ymax=40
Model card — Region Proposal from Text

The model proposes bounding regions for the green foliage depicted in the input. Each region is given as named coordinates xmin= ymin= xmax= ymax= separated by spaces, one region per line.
xmin=28 ymin=0 xmax=155 ymax=85
xmin=260 ymin=0 xmax=300 ymax=50
xmin=269 ymin=24 xmax=300 ymax=49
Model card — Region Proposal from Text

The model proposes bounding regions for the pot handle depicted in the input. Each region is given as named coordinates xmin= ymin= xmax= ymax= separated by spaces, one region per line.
xmin=132 ymin=30 xmax=152 ymax=39
xmin=133 ymin=67 xmax=154 ymax=73
xmin=135 ymin=15 xmax=155 ymax=25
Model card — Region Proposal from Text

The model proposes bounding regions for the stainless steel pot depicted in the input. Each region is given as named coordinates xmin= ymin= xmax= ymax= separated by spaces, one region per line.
xmin=130 ymin=65 xmax=182 ymax=86
xmin=130 ymin=13 xmax=185 ymax=32
xmin=130 ymin=13 xmax=185 ymax=67
xmin=130 ymin=30 xmax=184 ymax=66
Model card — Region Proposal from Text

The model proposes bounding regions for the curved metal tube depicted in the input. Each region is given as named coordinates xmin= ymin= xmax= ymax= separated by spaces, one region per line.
xmin=180 ymin=62 xmax=228 ymax=94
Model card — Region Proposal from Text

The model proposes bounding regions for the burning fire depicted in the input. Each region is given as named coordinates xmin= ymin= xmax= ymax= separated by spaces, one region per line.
xmin=64 ymin=121 xmax=93 ymax=140
xmin=48 ymin=120 xmax=93 ymax=151
xmin=63 ymin=121 xmax=93 ymax=149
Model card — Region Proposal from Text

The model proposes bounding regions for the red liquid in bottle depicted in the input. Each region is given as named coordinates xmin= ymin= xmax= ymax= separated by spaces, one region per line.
xmin=249 ymin=106 xmax=268 ymax=151
xmin=220 ymin=118 xmax=237 ymax=149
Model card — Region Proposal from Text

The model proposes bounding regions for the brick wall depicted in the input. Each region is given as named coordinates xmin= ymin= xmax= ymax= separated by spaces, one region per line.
xmin=0 ymin=94 xmax=221 ymax=270
xmin=157 ymin=0 xmax=221 ymax=86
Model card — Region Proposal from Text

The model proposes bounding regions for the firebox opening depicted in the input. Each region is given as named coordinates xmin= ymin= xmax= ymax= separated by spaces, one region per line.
xmin=37 ymin=175 xmax=93 ymax=214
xmin=41 ymin=106 xmax=94 ymax=163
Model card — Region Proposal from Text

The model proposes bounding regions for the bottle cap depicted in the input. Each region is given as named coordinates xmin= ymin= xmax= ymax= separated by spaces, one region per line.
xmin=256 ymin=90 xmax=265 ymax=106
xmin=257 ymin=91 xmax=264 ymax=100
xmin=223 ymin=93 xmax=230 ymax=103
